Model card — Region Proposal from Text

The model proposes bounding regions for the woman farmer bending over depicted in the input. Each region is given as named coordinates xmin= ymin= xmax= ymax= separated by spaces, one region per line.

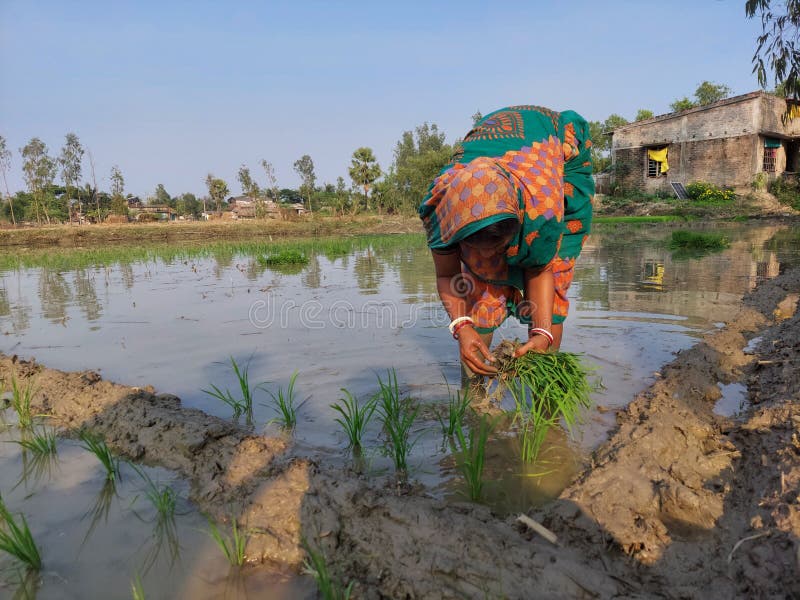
xmin=419 ymin=106 xmax=594 ymax=376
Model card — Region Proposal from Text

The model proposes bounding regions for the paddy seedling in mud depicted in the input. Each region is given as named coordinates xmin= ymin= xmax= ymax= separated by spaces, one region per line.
xmin=78 ymin=430 xmax=121 ymax=482
xmin=131 ymin=574 xmax=146 ymax=600
xmin=493 ymin=342 xmax=595 ymax=464
xmin=669 ymin=230 xmax=730 ymax=251
xmin=256 ymin=248 xmax=310 ymax=266
xmin=437 ymin=386 xmax=472 ymax=439
xmin=453 ymin=415 xmax=494 ymax=502
xmin=331 ymin=389 xmax=377 ymax=453
xmin=13 ymin=427 xmax=57 ymax=457
xmin=302 ymin=539 xmax=354 ymax=600
xmin=261 ymin=370 xmax=302 ymax=431
xmin=202 ymin=357 xmax=255 ymax=424
xmin=376 ymin=369 xmax=419 ymax=477
xmin=9 ymin=375 xmax=37 ymax=430
xmin=0 ymin=495 xmax=42 ymax=571
xmin=205 ymin=515 xmax=248 ymax=567
xmin=132 ymin=465 xmax=177 ymax=523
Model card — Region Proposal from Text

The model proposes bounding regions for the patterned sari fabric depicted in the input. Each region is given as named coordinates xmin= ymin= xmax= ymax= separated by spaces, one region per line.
xmin=419 ymin=106 xmax=594 ymax=332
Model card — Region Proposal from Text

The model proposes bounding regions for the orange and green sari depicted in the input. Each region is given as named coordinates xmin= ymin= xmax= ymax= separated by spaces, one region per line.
xmin=419 ymin=106 xmax=594 ymax=332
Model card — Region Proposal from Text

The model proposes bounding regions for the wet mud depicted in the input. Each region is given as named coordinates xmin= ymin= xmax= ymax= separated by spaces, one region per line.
xmin=2 ymin=267 xmax=799 ymax=598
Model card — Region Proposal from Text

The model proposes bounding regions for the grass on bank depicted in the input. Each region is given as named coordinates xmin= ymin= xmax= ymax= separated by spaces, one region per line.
xmin=0 ymin=495 xmax=42 ymax=571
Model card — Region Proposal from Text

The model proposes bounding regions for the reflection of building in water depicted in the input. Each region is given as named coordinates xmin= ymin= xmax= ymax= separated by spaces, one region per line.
xmin=575 ymin=225 xmax=786 ymax=323
xmin=641 ymin=260 xmax=665 ymax=290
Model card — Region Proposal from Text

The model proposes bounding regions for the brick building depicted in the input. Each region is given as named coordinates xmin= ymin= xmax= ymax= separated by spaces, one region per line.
xmin=611 ymin=92 xmax=800 ymax=195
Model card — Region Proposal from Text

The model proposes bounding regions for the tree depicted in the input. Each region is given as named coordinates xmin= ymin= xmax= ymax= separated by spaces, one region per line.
xmin=59 ymin=132 xmax=84 ymax=222
xmin=348 ymin=147 xmax=381 ymax=212
xmin=110 ymin=165 xmax=127 ymax=216
xmin=293 ymin=154 xmax=316 ymax=213
xmin=260 ymin=159 xmax=280 ymax=202
xmin=635 ymin=109 xmax=654 ymax=121
xmin=20 ymin=137 xmax=57 ymax=224
xmin=588 ymin=114 xmax=629 ymax=171
xmin=391 ymin=123 xmax=452 ymax=214
xmin=155 ymin=183 xmax=171 ymax=205
xmin=0 ymin=135 xmax=15 ymax=225
xmin=747 ymin=0 xmax=800 ymax=100
xmin=237 ymin=164 xmax=260 ymax=198
xmin=694 ymin=81 xmax=732 ymax=105
xmin=331 ymin=176 xmax=351 ymax=216
xmin=670 ymin=97 xmax=696 ymax=112
xmin=471 ymin=110 xmax=483 ymax=126
xmin=205 ymin=173 xmax=229 ymax=214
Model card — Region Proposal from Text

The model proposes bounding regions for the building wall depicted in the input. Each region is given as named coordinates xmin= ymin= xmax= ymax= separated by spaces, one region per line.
xmin=611 ymin=93 xmax=799 ymax=194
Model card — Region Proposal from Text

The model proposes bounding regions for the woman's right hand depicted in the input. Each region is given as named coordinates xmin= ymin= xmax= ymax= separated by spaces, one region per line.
xmin=457 ymin=326 xmax=497 ymax=376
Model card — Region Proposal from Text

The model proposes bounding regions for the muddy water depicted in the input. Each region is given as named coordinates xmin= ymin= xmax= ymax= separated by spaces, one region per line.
xmin=1 ymin=222 xmax=799 ymax=596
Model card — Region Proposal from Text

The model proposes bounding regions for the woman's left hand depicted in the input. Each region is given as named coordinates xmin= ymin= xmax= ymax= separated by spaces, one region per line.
xmin=513 ymin=334 xmax=550 ymax=357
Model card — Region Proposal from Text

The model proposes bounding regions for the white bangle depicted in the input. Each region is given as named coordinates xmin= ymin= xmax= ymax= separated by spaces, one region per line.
xmin=528 ymin=327 xmax=554 ymax=346
xmin=448 ymin=316 xmax=475 ymax=334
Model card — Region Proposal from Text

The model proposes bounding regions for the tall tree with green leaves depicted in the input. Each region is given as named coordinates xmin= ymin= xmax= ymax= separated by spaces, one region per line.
xmin=694 ymin=81 xmax=732 ymax=105
xmin=747 ymin=0 xmax=800 ymax=100
xmin=205 ymin=173 xmax=229 ymax=214
xmin=0 ymin=135 xmax=15 ymax=225
xmin=110 ymin=165 xmax=127 ymax=215
xmin=20 ymin=137 xmax=57 ymax=224
xmin=348 ymin=147 xmax=381 ymax=212
xmin=471 ymin=110 xmax=483 ymax=126
xmin=588 ymin=114 xmax=629 ymax=171
xmin=391 ymin=123 xmax=452 ymax=214
xmin=260 ymin=159 xmax=280 ymax=203
xmin=293 ymin=154 xmax=316 ymax=213
xmin=237 ymin=164 xmax=263 ymax=216
xmin=59 ymin=132 xmax=84 ymax=222
xmin=635 ymin=109 xmax=654 ymax=121
xmin=155 ymin=183 xmax=171 ymax=205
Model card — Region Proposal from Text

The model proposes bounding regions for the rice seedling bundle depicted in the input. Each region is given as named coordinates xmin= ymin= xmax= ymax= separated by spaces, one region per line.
xmin=375 ymin=369 xmax=419 ymax=477
xmin=0 ymin=495 xmax=42 ymax=571
xmin=494 ymin=342 xmax=595 ymax=464
xmin=331 ymin=388 xmax=377 ymax=453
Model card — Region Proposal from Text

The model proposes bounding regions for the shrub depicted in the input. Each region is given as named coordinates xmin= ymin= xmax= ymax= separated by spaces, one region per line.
xmin=752 ymin=172 xmax=767 ymax=191
xmin=685 ymin=181 xmax=735 ymax=204
xmin=769 ymin=176 xmax=800 ymax=210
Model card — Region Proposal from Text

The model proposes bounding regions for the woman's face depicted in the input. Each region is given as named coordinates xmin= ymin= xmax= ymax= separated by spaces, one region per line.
xmin=459 ymin=232 xmax=516 ymax=259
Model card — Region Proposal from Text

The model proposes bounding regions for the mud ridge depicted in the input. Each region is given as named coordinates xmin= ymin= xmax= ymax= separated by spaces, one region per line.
xmin=2 ymin=268 xmax=799 ymax=598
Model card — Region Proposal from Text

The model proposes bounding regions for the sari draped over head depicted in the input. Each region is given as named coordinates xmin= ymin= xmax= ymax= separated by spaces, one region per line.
xmin=419 ymin=106 xmax=594 ymax=331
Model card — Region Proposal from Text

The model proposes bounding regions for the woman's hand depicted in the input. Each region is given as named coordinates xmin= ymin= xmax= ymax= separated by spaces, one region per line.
xmin=457 ymin=326 xmax=497 ymax=375
xmin=513 ymin=334 xmax=550 ymax=358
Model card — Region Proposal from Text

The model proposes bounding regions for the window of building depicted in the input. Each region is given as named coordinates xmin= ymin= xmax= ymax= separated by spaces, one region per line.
xmin=763 ymin=148 xmax=777 ymax=172
xmin=646 ymin=147 xmax=668 ymax=178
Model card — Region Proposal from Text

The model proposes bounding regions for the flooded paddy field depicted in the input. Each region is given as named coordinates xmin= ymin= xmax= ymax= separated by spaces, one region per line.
xmin=1 ymin=221 xmax=799 ymax=598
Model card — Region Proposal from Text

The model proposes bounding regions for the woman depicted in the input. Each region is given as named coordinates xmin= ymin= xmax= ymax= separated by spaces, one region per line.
xmin=419 ymin=105 xmax=594 ymax=376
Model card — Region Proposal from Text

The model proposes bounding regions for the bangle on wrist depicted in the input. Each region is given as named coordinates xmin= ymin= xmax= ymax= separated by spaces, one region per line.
xmin=452 ymin=320 xmax=474 ymax=340
xmin=527 ymin=327 xmax=554 ymax=347
xmin=448 ymin=316 xmax=474 ymax=334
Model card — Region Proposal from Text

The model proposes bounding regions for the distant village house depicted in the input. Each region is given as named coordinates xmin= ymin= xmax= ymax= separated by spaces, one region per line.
xmin=611 ymin=92 xmax=800 ymax=195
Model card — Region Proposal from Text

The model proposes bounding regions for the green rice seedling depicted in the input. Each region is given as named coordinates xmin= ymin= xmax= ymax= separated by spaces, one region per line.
xmin=452 ymin=415 xmax=494 ymax=501
xmin=375 ymin=369 xmax=419 ymax=477
xmin=13 ymin=427 xmax=57 ymax=457
xmin=131 ymin=574 xmax=146 ymax=600
xmin=132 ymin=464 xmax=177 ymax=523
xmin=9 ymin=375 xmax=37 ymax=430
xmin=331 ymin=388 xmax=377 ymax=453
xmin=437 ymin=386 xmax=472 ymax=439
xmin=0 ymin=495 xmax=42 ymax=571
xmin=205 ymin=515 xmax=248 ymax=567
xmin=497 ymin=347 xmax=595 ymax=464
xmin=256 ymin=249 xmax=309 ymax=266
xmin=78 ymin=430 xmax=121 ymax=482
xmin=261 ymin=370 xmax=301 ymax=431
xmin=82 ymin=479 xmax=118 ymax=546
xmin=202 ymin=357 xmax=255 ymax=424
xmin=302 ymin=538 xmax=354 ymax=600
xmin=130 ymin=466 xmax=181 ymax=574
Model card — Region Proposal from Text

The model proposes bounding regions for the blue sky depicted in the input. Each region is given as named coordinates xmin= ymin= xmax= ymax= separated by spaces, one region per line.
xmin=0 ymin=0 xmax=765 ymax=198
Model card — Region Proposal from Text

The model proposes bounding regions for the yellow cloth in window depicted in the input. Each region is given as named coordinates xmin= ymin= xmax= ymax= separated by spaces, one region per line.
xmin=647 ymin=148 xmax=669 ymax=173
